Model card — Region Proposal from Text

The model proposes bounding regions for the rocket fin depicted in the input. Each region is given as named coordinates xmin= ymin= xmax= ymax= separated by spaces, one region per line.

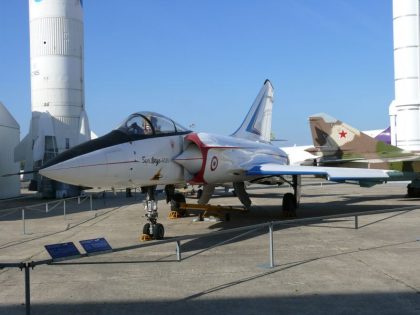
xmin=32 ymin=112 xmax=56 ymax=161
xmin=14 ymin=133 xmax=30 ymax=163
xmin=78 ymin=109 xmax=91 ymax=144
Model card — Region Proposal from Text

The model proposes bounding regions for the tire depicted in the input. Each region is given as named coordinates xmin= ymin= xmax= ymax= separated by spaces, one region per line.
xmin=407 ymin=185 xmax=420 ymax=198
xmin=153 ymin=223 xmax=165 ymax=240
xmin=282 ymin=193 xmax=296 ymax=213
xmin=142 ymin=223 xmax=151 ymax=235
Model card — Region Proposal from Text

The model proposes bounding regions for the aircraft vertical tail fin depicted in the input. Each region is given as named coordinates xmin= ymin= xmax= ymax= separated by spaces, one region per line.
xmin=309 ymin=113 xmax=404 ymax=159
xmin=374 ymin=126 xmax=391 ymax=144
xmin=231 ymin=80 xmax=274 ymax=142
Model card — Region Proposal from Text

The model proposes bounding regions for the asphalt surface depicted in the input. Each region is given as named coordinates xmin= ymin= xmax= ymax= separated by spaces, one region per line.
xmin=1 ymin=179 xmax=420 ymax=315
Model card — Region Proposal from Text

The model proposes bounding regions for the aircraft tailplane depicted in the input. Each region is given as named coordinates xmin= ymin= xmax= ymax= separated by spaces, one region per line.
xmin=231 ymin=80 xmax=274 ymax=142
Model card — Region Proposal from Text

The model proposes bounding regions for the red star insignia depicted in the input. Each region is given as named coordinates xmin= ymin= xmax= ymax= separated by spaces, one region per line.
xmin=339 ymin=130 xmax=347 ymax=138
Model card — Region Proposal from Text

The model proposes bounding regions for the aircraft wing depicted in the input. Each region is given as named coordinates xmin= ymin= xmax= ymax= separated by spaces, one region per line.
xmin=246 ymin=163 xmax=391 ymax=181
xmin=316 ymin=158 xmax=366 ymax=165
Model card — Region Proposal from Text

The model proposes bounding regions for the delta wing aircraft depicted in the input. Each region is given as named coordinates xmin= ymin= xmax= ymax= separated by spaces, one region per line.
xmin=309 ymin=113 xmax=420 ymax=197
xmin=38 ymin=81 xmax=392 ymax=239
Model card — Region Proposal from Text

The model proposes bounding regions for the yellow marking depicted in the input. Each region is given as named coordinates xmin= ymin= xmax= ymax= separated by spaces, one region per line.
xmin=168 ymin=211 xmax=183 ymax=219
xmin=178 ymin=203 xmax=247 ymax=212
xmin=150 ymin=168 xmax=162 ymax=180
xmin=140 ymin=234 xmax=152 ymax=241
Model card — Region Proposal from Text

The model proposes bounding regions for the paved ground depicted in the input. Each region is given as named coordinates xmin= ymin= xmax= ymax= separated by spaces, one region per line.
xmin=1 ymin=179 xmax=420 ymax=314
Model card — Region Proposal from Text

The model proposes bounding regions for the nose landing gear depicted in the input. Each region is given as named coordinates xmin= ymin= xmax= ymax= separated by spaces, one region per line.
xmin=141 ymin=186 xmax=165 ymax=241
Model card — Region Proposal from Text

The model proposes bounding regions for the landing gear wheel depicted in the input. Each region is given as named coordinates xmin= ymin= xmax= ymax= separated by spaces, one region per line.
xmin=406 ymin=183 xmax=420 ymax=198
xmin=170 ymin=193 xmax=187 ymax=216
xmin=153 ymin=223 xmax=165 ymax=240
xmin=142 ymin=223 xmax=151 ymax=235
xmin=282 ymin=193 xmax=297 ymax=217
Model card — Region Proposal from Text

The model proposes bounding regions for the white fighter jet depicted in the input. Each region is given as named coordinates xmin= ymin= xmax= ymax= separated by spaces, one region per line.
xmin=39 ymin=80 xmax=391 ymax=239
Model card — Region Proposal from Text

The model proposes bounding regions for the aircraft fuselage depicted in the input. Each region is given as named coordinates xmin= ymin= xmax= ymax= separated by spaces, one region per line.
xmin=40 ymin=131 xmax=288 ymax=189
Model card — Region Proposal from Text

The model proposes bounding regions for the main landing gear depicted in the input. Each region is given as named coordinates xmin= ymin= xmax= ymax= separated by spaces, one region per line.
xmin=407 ymin=179 xmax=420 ymax=198
xmin=141 ymin=186 xmax=164 ymax=241
xmin=281 ymin=175 xmax=301 ymax=217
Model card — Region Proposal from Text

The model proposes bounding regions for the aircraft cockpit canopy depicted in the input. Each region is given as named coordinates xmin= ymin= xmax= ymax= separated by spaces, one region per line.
xmin=117 ymin=112 xmax=190 ymax=136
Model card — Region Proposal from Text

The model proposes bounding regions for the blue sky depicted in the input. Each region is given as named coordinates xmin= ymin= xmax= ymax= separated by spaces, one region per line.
xmin=0 ymin=0 xmax=394 ymax=145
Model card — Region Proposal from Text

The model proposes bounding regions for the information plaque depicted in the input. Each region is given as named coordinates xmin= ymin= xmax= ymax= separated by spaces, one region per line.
xmin=44 ymin=242 xmax=81 ymax=261
xmin=79 ymin=238 xmax=112 ymax=255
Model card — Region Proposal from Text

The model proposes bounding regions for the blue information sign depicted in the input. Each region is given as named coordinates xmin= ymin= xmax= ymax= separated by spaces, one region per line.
xmin=79 ymin=238 xmax=112 ymax=255
xmin=45 ymin=242 xmax=81 ymax=261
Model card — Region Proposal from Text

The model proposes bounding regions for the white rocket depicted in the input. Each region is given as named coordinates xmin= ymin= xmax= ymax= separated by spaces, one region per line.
xmin=389 ymin=0 xmax=420 ymax=151
xmin=15 ymin=0 xmax=91 ymax=196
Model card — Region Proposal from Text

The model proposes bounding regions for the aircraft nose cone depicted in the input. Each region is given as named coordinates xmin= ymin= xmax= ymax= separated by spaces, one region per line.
xmin=39 ymin=163 xmax=71 ymax=183
xmin=39 ymin=152 xmax=108 ymax=187
xmin=39 ymin=160 xmax=81 ymax=186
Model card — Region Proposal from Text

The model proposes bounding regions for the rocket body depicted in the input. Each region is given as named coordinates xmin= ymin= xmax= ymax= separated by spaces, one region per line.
xmin=15 ymin=0 xmax=90 ymax=197
xmin=29 ymin=0 xmax=89 ymax=151
xmin=389 ymin=0 xmax=420 ymax=151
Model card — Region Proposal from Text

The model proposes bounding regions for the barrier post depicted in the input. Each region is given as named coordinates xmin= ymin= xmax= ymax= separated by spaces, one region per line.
xmin=24 ymin=263 xmax=31 ymax=315
xmin=269 ymin=222 xmax=274 ymax=268
xmin=22 ymin=209 xmax=26 ymax=235
xmin=90 ymin=195 xmax=93 ymax=211
xmin=63 ymin=200 xmax=66 ymax=220
xmin=176 ymin=241 xmax=182 ymax=262
xmin=355 ymin=215 xmax=359 ymax=229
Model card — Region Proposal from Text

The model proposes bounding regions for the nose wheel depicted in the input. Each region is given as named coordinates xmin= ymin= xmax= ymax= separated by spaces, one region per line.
xmin=142 ymin=222 xmax=165 ymax=240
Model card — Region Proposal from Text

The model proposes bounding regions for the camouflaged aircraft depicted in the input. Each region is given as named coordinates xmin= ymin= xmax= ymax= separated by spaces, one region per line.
xmin=308 ymin=113 xmax=420 ymax=197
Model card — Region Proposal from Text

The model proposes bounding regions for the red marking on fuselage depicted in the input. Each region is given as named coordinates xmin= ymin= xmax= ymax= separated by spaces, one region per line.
xmin=339 ymin=130 xmax=347 ymax=138
xmin=184 ymin=133 xmax=208 ymax=184
xmin=183 ymin=133 xmax=252 ymax=184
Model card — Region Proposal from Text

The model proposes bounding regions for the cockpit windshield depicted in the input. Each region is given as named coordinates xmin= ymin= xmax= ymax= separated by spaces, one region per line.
xmin=116 ymin=112 xmax=190 ymax=137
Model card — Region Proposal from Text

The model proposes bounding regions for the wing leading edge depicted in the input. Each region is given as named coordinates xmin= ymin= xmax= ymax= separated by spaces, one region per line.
xmin=246 ymin=164 xmax=391 ymax=182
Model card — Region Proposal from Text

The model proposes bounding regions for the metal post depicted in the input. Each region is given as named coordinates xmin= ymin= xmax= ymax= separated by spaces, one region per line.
xmin=45 ymin=203 xmax=48 ymax=213
xmin=22 ymin=209 xmax=26 ymax=235
xmin=355 ymin=215 xmax=359 ymax=230
xmin=90 ymin=195 xmax=93 ymax=211
xmin=24 ymin=263 xmax=31 ymax=315
xmin=78 ymin=196 xmax=80 ymax=204
xmin=269 ymin=222 xmax=274 ymax=268
xmin=176 ymin=240 xmax=182 ymax=262
xmin=63 ymin=200 xmax=66 ymax=220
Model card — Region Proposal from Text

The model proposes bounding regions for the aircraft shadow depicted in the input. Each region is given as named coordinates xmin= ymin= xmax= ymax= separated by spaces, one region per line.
xmin=178 ymin=191 xmax=418 ymax=253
